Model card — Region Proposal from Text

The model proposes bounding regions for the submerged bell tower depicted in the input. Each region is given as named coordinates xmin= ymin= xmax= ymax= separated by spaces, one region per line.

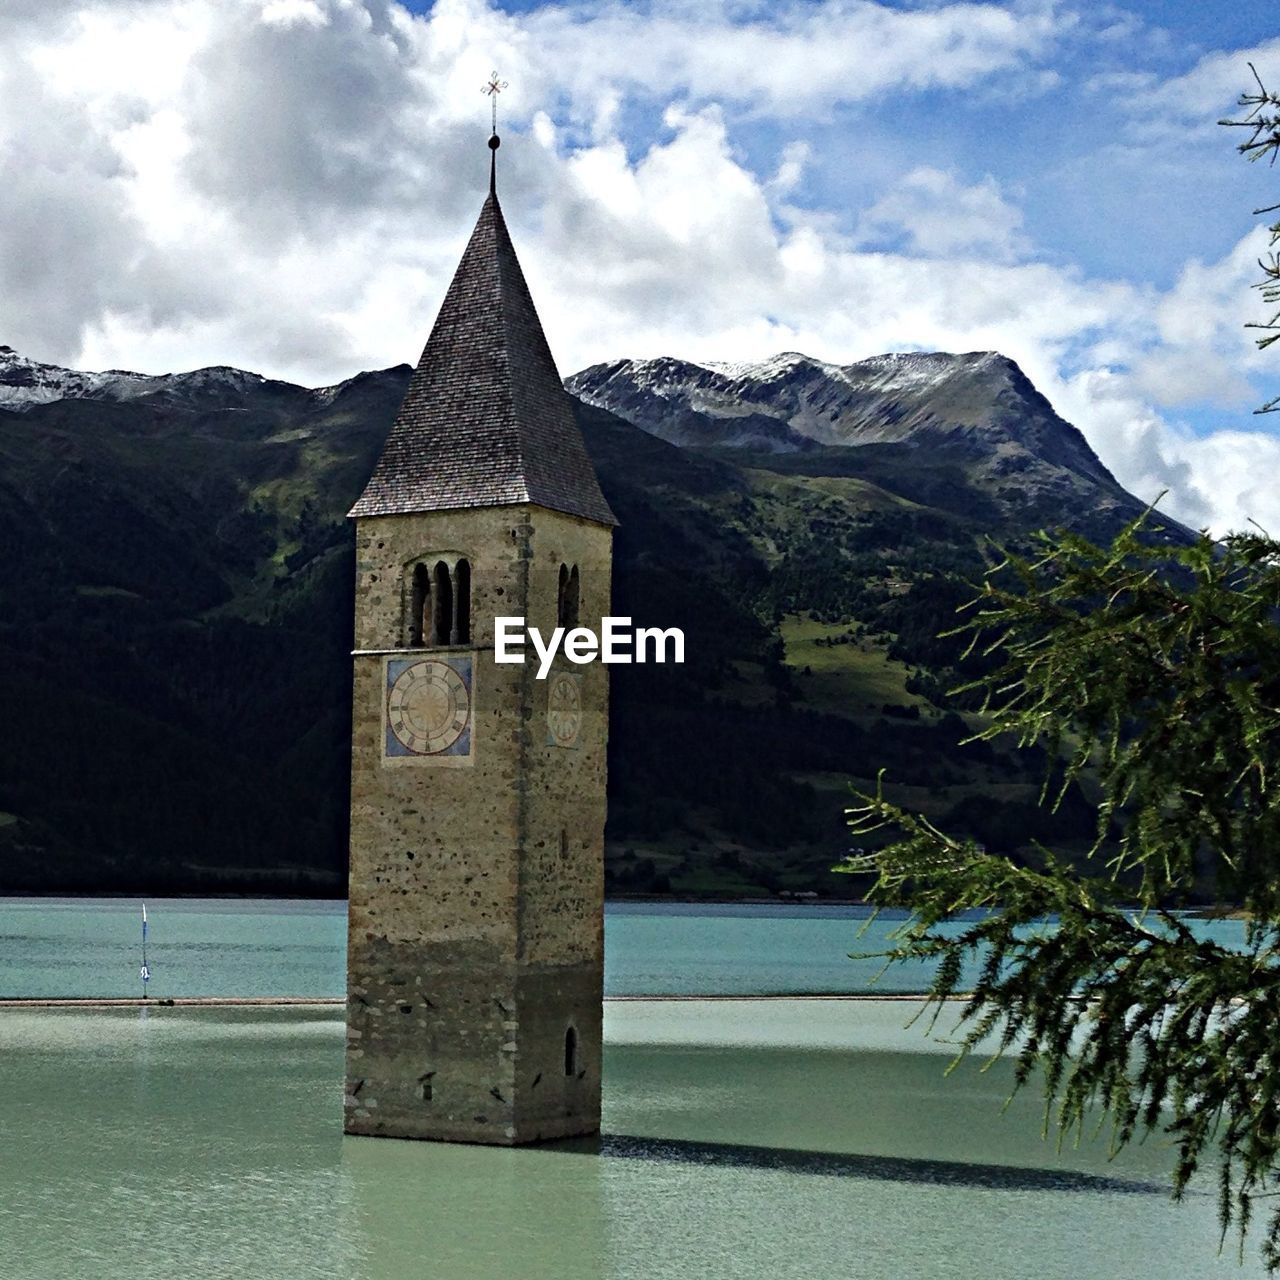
xmin=343 ymin=126 xmax=615 ymax=1145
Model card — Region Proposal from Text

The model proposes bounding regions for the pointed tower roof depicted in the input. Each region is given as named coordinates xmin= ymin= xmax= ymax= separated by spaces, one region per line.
xmin=349 ymin=176 xmax=616 ymax=526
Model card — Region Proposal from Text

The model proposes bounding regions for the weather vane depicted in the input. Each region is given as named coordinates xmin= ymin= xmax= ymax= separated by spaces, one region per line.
xmin=482 ymin=71 xmax=508 ymax=136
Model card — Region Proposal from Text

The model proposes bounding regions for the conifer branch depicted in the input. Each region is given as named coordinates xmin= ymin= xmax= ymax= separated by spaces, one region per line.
xmin=839 ymin=513 xmax=1280 ymax=1266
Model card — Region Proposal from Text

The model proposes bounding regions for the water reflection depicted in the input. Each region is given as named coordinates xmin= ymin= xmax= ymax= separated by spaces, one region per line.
xmin=344 ymin=1135 xmax=607 ymax=1280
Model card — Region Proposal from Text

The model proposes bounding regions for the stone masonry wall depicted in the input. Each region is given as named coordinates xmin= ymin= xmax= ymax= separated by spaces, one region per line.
xmin=345 ymin=503 xmax=611 ymax=1144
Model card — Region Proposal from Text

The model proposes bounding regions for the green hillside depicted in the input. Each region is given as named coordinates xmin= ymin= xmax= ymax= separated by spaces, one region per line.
xmin=0 ymin=367 xmax=1158 ymax=896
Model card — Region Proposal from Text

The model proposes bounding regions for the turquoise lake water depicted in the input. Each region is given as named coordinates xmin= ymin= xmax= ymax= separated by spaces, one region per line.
xmin=0 ymin=897 xmax=1250 ymax=999
xmin=3 ymin=1000 xmax=1267 ymax=1280
xmin=0 ymin=900 xmax=1267 ymax=1278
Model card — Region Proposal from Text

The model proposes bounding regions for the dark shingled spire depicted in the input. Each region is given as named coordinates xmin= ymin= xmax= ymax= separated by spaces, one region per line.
xmin=348 ymin=184 xmax=616 ymax=526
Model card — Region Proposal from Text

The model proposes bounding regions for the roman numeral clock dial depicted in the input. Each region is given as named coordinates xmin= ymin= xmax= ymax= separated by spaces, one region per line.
xmin=383 ymin=657 xmax=473 ymax=763
xmin=546 ymin=670 xmax=583 ymax=748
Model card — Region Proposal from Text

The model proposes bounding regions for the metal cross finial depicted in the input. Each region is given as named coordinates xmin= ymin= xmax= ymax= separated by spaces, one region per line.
xmin=482 ymin=71 xmax=508 ymax=136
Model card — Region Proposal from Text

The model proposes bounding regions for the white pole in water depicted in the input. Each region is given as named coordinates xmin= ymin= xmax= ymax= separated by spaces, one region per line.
xmin=140 ymin=903 xmax=150 ymax=1001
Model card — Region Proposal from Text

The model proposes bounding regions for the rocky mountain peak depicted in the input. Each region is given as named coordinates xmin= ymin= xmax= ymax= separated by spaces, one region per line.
xmin=0 ymin=347 xmax=335 ymax=415
xmin=567 ymin=347 xmax=1126 ymax=516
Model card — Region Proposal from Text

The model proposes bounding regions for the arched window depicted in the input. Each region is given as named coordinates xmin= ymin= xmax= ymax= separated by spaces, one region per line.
xmin=564 ymin=1025 xmax=578 ymax=1077
xmin=432 ymin=561 xmax=453 ymax=646
xmin=410 ymin=563 xmax=431 ymax=647
xmin=454 ymin=559 xmax=471 ymax=645
xmin=406 ymin=556 xmax=471 ymax=647
xmin=567 ymin=566 xmax=580 ymax=628
xmin=557 ymin=563 xmax=580 ymax=629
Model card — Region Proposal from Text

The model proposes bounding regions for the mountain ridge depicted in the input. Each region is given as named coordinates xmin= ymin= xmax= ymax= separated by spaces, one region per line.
xmin=0 ymin=344 xmax=372 ymax=415
xmin=567 ymin=348 xmax=1136 ymax=526
xmin=0 ymin=344 xmax=1180 ymax=896
xmin=5 ymin=342 xmax=1146 ymax=530
xmin=2 ymin=343 xmax=1129 ymax=510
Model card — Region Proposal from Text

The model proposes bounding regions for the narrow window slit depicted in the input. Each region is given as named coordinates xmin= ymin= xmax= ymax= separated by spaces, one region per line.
xmin=410 ymin=563 xmax=431 ymax=646
xmin=566 ymin=565 xmax=580 ymax=628
xmin=455 ymin=558 xmax=471 ymax=643
xmin=432 ymin=561 xmax=452 ymax=645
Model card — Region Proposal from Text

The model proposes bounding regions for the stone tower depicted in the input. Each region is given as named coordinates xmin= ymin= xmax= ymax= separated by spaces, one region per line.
xmin=343 ymin=141 xmax=615 ymax=1145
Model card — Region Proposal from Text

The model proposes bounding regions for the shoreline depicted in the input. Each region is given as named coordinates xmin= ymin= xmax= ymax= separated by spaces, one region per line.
xmin=0 ymin=895 xmax=873 ymax=906
xmin=0 ymin=996 xmax=345 ymax=1008
xmin=0 ymin=992 xmax=952 ymax=1009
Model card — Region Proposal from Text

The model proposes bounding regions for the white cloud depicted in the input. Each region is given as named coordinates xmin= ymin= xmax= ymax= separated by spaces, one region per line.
xmin=1 ymin=0 xmax=1279 ymax=538
xmin=1144 ymin=38 xmax=1280 ymax=121
xmin=7 ymin=0 xmax=1060 ymax=376
xmin=857 ymin=167 xmax=1030 ymax=262
xmin=1117 ymin=36 xmax=1280 ymax=150
xmin=515 ymin=0 xmax=1064 ymax=121
xmin=1178 ymin=429 xmax=1280 ymax=537
xmin=259 ymin=0 xmax=330 ymax=27
xmin=767 ymin=141 xmax=810 ymax=198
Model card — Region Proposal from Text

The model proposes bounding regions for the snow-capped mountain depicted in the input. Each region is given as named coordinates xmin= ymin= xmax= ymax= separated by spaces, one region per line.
xmin=1 ymin=342 xmax=1150 ymax=528
xmin=566 ymin=349 xmax=1127 ymax=517
xmin=0 ymin=346 xmax=156 ymax=409
xmin=0 ymin=345 xmax=297 ymax=412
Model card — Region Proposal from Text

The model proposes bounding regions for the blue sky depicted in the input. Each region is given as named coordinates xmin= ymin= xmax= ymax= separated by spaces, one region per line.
xmin=2 ymin=0 xmax=1279 ymax=532
xmin=412 ymin=0 xmax=1280 ymax=288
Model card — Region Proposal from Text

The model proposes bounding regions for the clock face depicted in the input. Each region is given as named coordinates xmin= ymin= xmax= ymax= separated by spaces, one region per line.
xmin=384 ymin=657 xmax=472 ymax=761
xmin=546 ymin=671 xmax=583 ymax=748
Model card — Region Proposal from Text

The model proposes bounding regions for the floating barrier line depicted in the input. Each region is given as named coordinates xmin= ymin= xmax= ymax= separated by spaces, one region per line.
xmin=0 ymin=993 xmax=965 ymax=1009
xmin=0 ymin=997 xmax=346 ymax=1008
